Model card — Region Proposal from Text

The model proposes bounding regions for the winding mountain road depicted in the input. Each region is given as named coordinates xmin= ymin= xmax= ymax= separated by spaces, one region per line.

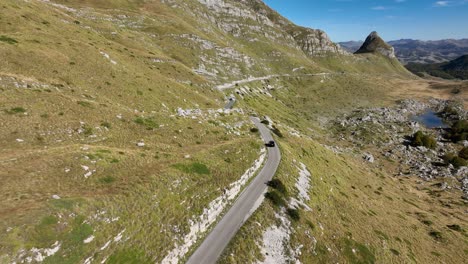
xmin=186 ymin=117 xmax=281 ymax=264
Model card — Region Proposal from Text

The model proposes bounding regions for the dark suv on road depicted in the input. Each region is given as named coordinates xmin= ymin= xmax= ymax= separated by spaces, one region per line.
xmin=266 ymin=140 xmax=275 ymax=147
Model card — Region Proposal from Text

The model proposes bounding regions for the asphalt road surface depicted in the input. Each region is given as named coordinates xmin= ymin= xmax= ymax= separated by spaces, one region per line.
xmin=186 ymin=116 xmax=281 ymax=264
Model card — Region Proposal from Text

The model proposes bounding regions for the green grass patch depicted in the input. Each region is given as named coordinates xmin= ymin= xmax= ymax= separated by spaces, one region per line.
xmin=429 ymin=230 xmax=443 ymax=241
xmin=87 ymin=153 xmax=103 ymax=160
xmin=77 ymin=101 xmax=92 ymax=108
xmin=43 ymin=215 xmax=93 ymax=264
xmin=4 ymin=107 xmax=26 ymax=114
xmin=82 ymin=125 xmax=94 ymax=136
xmin=68 ymin=217 xmax=93 ymax=244
xmin=107 ymin=248 xmax=153 ymax=264
xmin=374 ymin=230 xmax=389 ymax=240
xmin=99 ymin=176 xmax=116 ymax=184
xmin=446 ymin=224 xmax=462 ymax=232
xmin=173 ymin=162 xmax=210 ymax=175
xmin=0 ymin=35 xmax=18 ymax=44
xmin=342 ymin=238 xmax=376 ymax=264
xmin=31 ymin=215 xmax=59 ymax=247
xmin=390 ymin=248 xmax=400 ymax=256
xmin=96 ymin=149 xmax=112 ymax=154
xmin=421 ymin=220 xmax=433 ymax=226
xmin=134 ymin=117 xmax=159 ymax=130
xmin=49 ymin=198 xmax=80 ymax=210
xmin=101 ymin=121 xmax=112 ymax=129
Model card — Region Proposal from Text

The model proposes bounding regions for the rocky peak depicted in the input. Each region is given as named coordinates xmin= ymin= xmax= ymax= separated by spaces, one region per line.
xmin=355 ymin=31 xmax=395 ymax=58
xmin=288 ymin=26 xmax=347 ymax=56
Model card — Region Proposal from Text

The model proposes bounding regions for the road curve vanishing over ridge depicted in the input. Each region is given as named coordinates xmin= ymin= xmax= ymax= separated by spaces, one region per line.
xmin=186 ymin=117 xmax=281 ymax=264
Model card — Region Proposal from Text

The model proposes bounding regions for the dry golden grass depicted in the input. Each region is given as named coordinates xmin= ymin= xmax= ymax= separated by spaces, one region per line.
xmin=388 ymin=79 xmax=468 ymax=107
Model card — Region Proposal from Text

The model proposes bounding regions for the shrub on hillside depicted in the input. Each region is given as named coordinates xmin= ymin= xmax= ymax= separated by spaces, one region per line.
xmin=101 ymin=121 xmax=111 ymax=129
xmin=267 ymin=179 xmax=287 ymax=195
xmin=271 ymin=125 xmax=284 ymax=138
xmin=0 ymin=35 xmax=18 ymax=44
xmin=77 ymin=101 xmax=92 ymax=108
xmin=412 ymin=131 xmax=437 ymax=149
xmin=287 ymin=208 xmax=300 ymax=221
xmin=441 ymin=104 xmax=461 ymax=117
xmin=447 ymin=120 xmax=468 ymax=142
xmin=173 ymin=162 xmax=210 ymax=175
xmin=134 ymin=117 xmax=158 ymax=130
xmin=4 ymin=107 xmax=26 ymax=114
xmin=250 ymin=127 xmax=259 ymax=133
xmin=459 ymin=147 xmax=468 ymax=160
xmin=443 ymin=153 xmax=467 ymax=168
xmin=265 ymin=191 xmax=285 ymax=207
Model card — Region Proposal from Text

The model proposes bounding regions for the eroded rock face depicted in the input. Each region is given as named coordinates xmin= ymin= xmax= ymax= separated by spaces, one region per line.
xmin=195 ymin=0 xmax=346 ymax=56
xmin=356 ymin=31 xmax=395 ymax=58
xmin=289 ymin=27 xmax=347 ymax=56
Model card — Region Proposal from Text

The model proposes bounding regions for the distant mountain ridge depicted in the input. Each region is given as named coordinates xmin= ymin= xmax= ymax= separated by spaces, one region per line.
xmin=405 ymin=54 xmax=468 ymax=80
xmin=340 ymin=38 xmax=468 ymax=64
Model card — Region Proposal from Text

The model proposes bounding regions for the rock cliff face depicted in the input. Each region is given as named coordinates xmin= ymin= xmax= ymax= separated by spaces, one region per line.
xmin=194 ymin=0 xmax=346 ymax=56
xmin=355 ymin=31 xmax=395 ymax=58
xmin=156 ymin=0 xmax=350 ymax=83
xmin=288 ymin=26 xmax=347 ymax=56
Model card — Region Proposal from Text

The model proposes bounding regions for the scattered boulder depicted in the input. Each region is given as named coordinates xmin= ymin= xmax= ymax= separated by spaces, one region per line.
xmin=364 ymin=153 xmax=375 ymax=163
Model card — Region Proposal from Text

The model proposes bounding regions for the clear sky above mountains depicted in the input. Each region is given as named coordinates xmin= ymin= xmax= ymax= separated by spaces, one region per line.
xmin=263 ymin=0 xmax=468 ymax=42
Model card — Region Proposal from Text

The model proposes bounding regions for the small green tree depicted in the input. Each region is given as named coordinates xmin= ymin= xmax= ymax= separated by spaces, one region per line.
xmin=459 ymin=147 xmax=468 ymax=160
xmin=267 ymin=179 xmax=287 ymax=195
xmin=287 ymin=208 xmax=300 ymax=221
xmin=451 ymin=157 xmax=467 ymax=168
xmin=413 ymin=131 xmax=424 ymax=146
xmin=271 ymin=126 xmax=284 ymax=138
xmin=421 ymin=134 xmax=437 ymax=149
xmin=448 ymin=120 xmax=468 ymax=142
xmin=412 ymin=131 xmax=437 ymax=149
xmin=265 ymin=191 xmax=285 ymax=207
xmin=443 ymin=153 xmax=467 ymax=168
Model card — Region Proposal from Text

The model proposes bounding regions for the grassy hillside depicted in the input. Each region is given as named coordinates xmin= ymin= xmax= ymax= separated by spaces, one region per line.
xmin=221 ymin=136 xmax=467 ymax=263
xmin=217 ymin=78 xmax=467 ymax=263
xmin=0 ymin=0 xmax=462 ymax=264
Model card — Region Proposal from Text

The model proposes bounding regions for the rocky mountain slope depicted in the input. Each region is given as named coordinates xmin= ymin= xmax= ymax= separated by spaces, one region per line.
xmin=406 ymin=54 xmax=468 ymax=80
xmin=355 ymin=31 xmax=395 ymax=58
xmin=0 ymin=1 xmax=465 ymax=264
xmin=341 ymin=38 xmax=468 ymax=64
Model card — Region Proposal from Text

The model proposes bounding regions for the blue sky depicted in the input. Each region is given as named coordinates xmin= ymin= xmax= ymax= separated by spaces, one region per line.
xmin=263 ymin=0 xmax=468 ymax=42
